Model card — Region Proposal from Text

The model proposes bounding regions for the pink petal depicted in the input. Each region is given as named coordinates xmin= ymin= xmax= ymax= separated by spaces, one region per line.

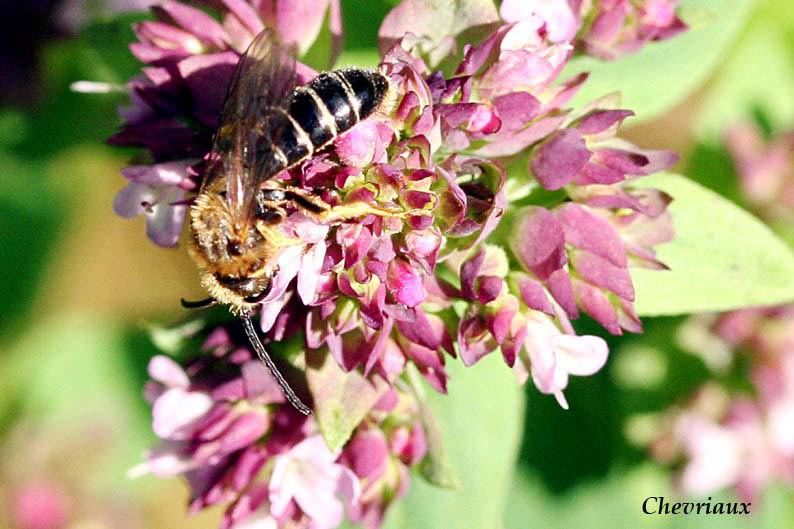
xmin=145 ymin=188 xmax=188 ymax=247
xmin=345 ymin=429 xmax=389 ymax=481
xmin=335 ymin=121 xmax=380 ymax=167
xmin=153 ymin=0 xmax=228 ymax=49
xmin=242 ymin=361 xmax=286 ymax=403
xmin=575 ymin=109 xmax=634 ymax=135
xmin=556 ymin=203 xmax=627 ymax=267
xmin=148 ymin=355 xmax=189 ymax=388
xmin=273 ymin=0 xmax=332 ymax=55
xmin=480 ymin=49 xmax=556 ymax=97
xmin=121 ymin=160 xmax=192 ymax=186
xmin=531 ymin=128 xmax=592 ymax=190
xmin=492 ymin=91 xmax=541 ymax=132
xmin=113 ymin=182 xmax=156 ymax=218
xmin=587 ymin=4 xmax=629 ymax=47
xmin=378 ymin=0 xmax=499 ymax=55
xmin=218 ymin=412 xmax=269 ymax=454
xmin=259 ymin=295 xmax=289 ymax=334
xmin=573 ymin=250 xmax=635 ymax=301
xmin=554 ymin=334 xmax=609 ymax=376
xmin=135 ymin=20 xmax=202 ymax=52
xmin=572 ymin=279 xmax=621 ymax=335
xmin=176 ymin=52 xmax=238 ymax=126
xmin=129 ymin=445 xmax=193 ymax=477
xmin=458 ymin=314 xmax=496 ymax=367
xmin=547 ymin=269 xmax=578 ymax=318
xmin=220 ymin=0 xmax=265 ymax=37
xmin=298 ymin=243 xmax=327 ymax=305
xmin=677 ymin=415 xmax=744 ymax=494
xmin=387 ymin=259 xmax=427 ymax=307
xmin=574 ymin=161 xmax=626 ymax=185
xmin=485 ymin=294 xmax=517 ymax=343
xmin=525 ymin=320 xmax=558 ymax=394
xmin=512 ymin=206 xmax=566 ymax=278
xmin=152 ymin=388 xmax=213 ymax=440
xmin=438 ymin=103 xmax=501 ymax=134
xmin=517 ymin=277 xmax=554 ymax=315
xmin=500 ymin=0 xmax=578 ymax=42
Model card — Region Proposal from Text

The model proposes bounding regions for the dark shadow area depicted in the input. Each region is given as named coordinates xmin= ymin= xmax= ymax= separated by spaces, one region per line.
xmin=517 ymin=315 xmax=713 ymax=494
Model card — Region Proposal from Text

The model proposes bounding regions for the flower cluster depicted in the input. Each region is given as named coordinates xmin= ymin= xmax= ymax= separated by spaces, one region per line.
xmin=574 ymin=0 xmax=687 ymax=60
xmin=649 ymin=309 xmax=794 ymax=502
xmin=103 ymin=1 xmax=686 ymax=527
xmin=647 ymin=124 xmax=794 ymax=502
xmin=133 ymin=326 xmax=426 ymax=529
xmin=726 ymin=121 xmax=794 ymax=224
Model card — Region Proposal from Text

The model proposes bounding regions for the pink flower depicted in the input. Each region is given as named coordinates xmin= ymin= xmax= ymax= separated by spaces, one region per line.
xmin=654 ymin=304 xmax=794 ymax=502
xmin=112 ymin=161 xmax=194 ymax=247
xmin=676 ymin=412 xmax=746 ymax=494
xmin=500 ymin=0 xmax=578 ymax=44
xmin=726 ymin=122 xmax=794 ymax=223
xmin=517 ymin=313 xmax=609 ymax=409
xmin=576 ymin=0 xmax=687 ymax=60
xmin=269 ymin=436 xmax=361 ymax=529
xmin=11 ymin=482 xmax=71 ymax=529
xmin=131 ymin=353 xmax=277 ymax=480
xmin=675 ymin=400 xmax=788 ymax=502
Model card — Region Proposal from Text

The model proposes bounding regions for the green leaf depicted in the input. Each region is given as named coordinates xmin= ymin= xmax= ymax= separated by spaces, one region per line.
xmin=631 ymin=173 xmax=794 ymax=316
xmin=564 ymin=0 xmax=754 ymax=123
xmin=384 ymin=354 xmax=523 ymax=529
xmin=145 ymin=319 xmax=206 ymax=354
xmin=695 ymin=5 xmax=794 ymax=140
xmin=406 ymin=367 xmax=461 ymax=489
xmin=378 ymin=0 xmax=499 ymax=52
xmin=334 ymin=49 xmax=382 ymax=70
xmin=78 ymin=12 xmax=149 ymax=84
xmin=305 ymin=349 xmax=390 ymax=452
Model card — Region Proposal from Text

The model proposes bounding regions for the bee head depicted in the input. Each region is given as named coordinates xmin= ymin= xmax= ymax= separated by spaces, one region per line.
xmin=188 ymin=191 xmax=275 ymax=312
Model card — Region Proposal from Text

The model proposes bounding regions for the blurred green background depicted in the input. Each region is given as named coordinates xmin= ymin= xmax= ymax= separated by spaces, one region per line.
xmin=2 ymin=1 xmax=794 ymax=528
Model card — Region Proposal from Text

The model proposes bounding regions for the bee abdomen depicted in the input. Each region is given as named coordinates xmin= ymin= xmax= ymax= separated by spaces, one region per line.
xmin=275 ymin=69 xmax=389 ymax=168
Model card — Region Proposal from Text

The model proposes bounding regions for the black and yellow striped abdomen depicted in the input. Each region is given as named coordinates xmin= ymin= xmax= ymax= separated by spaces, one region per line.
xmin=269 ymin=69 xmax=389 ymax=169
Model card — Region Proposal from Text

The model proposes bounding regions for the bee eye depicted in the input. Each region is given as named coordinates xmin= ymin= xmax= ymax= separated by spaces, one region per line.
xmin=227 ymin=240 xmax=243 ymax=256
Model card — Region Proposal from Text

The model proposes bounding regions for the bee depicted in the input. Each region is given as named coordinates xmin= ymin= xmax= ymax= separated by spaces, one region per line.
xmin=183 ymin=29 xmax=396 ymax=415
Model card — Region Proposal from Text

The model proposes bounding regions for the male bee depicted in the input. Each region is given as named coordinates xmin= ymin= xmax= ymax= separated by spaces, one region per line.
xmin=183 ymin=28 xmax=395 ymax=414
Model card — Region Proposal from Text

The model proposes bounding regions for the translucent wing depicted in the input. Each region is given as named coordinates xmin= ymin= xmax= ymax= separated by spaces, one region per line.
xmin=206 ymin=28 xmax=297 ymax=218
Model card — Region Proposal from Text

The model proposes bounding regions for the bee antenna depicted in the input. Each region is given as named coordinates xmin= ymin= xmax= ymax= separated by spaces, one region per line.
xmin=181 ymin=297 xmax=218 ymax=309
xmin=240 ymin=314 xmax=312 ymax=415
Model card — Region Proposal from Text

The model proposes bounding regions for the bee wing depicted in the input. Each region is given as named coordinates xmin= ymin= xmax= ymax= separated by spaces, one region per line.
xmin=207 ymin=28 xmax=297 ymax=217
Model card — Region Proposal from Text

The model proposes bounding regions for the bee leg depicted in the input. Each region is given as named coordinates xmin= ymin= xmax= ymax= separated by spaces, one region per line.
xmin=315 ymin=202 xmax=404 ymax=222
xmin=256 ymin=203 xmax=287 ymax=225
xmin=317 ymin=200 xmax=435 ymax=223
xmin=274 ymin=186 xmax=431 ymax=223
xmin=255 ymin=223 xmax=304 ymax=247
xmin=280 ymin=186 xmax=331 ymax=214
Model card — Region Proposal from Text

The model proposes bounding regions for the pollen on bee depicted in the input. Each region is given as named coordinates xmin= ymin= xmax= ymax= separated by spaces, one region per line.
xmin=374 ymin=76 xmax=399 ymax=119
